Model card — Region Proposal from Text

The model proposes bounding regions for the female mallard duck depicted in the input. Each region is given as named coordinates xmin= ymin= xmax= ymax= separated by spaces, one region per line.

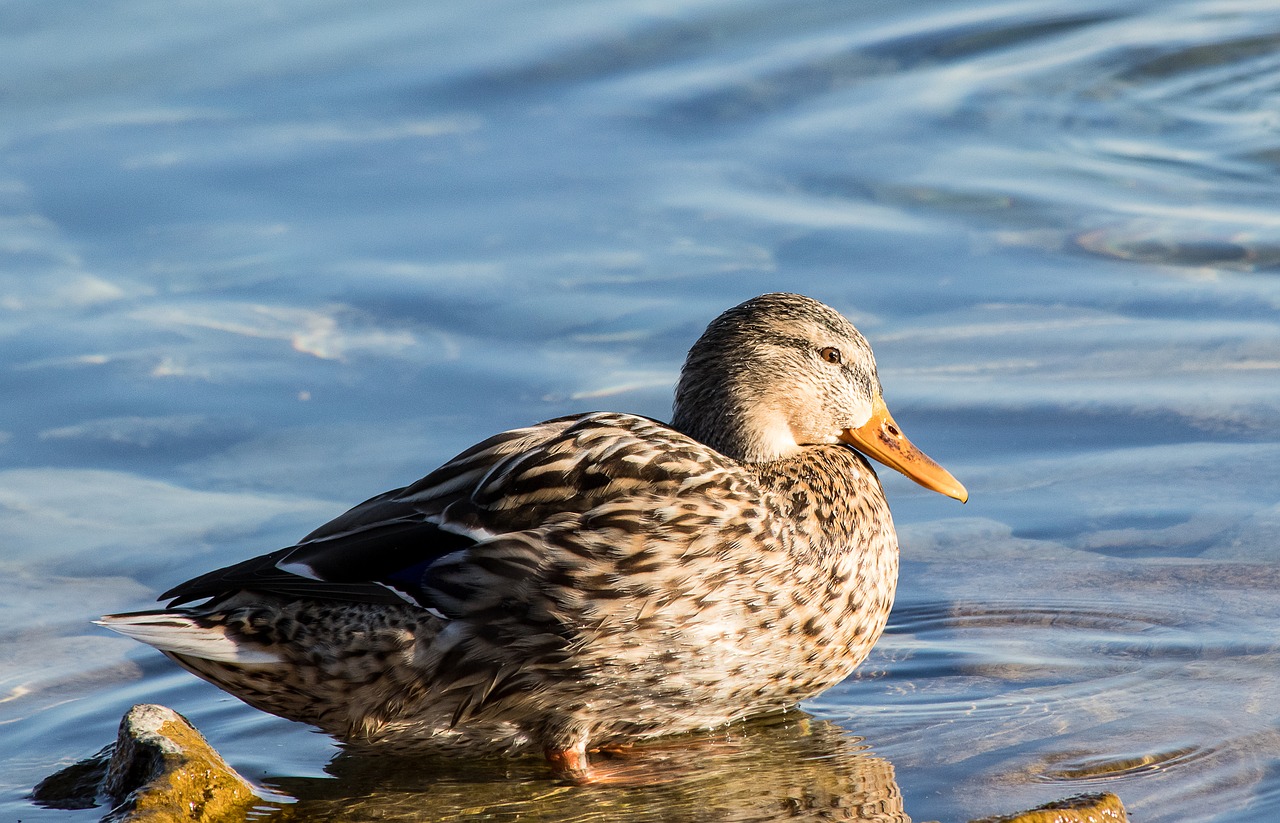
xmin=100 ymin=293 xmax=966 ymax=781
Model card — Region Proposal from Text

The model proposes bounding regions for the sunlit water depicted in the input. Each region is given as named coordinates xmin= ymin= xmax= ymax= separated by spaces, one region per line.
xmin=3 ymin=1 xmax=1280 ymax=821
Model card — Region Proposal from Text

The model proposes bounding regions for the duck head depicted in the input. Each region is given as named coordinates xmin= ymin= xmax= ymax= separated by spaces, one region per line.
xmin=672 ymin=293 xmax=967 ymax=502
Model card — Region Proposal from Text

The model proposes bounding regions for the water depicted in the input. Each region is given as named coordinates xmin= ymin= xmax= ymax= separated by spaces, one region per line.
xmin=3 ymin=0 xmax=1280 ymax=820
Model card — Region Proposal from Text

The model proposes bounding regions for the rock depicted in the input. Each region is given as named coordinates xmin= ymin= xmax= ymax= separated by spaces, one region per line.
xmin=31 ymin=746 xmax=113 ymax=810
xmin=969 ymin=792 xmax=1128 ymax=823
xmin=103 ymin=703 xmax=258 ymax=822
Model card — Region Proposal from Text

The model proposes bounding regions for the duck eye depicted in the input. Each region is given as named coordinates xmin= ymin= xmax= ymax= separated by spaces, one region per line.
xmin=819 ymin=347 xmax=842 ymax=365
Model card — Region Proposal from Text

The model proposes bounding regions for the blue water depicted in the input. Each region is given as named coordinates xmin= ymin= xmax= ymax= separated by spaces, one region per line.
xmin=3 ymin=1 xmax=1280 ymax=820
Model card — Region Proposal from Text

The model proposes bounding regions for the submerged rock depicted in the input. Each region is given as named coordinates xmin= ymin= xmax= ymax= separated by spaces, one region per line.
xmin=31 ymin=745 xmax=113 ymax=810
xmin=969 ymin=792 xmax=1128 ymax=823
xmin=34 ymin=703 xmax=259 ymax=822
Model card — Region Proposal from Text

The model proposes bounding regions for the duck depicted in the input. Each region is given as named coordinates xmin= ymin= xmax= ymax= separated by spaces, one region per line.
xmin=99 ymin=292 xmax=966 ymax=782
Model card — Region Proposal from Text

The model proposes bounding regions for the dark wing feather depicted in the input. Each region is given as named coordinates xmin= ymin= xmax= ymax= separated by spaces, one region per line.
xmin=160 ymin=518 xmax=473 ymax=607
xmin=160 ymin=417 xmax=583 ymax=608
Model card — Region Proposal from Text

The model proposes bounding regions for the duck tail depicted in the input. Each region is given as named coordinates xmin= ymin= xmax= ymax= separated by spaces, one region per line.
xmin=96 ymin=611 xmax=282 ymax=665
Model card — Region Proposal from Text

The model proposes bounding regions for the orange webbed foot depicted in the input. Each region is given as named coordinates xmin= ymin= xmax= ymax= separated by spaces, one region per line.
xmin=545 ymin=740 xmax=703 ymax=786
xmin=544 ymin=745 xmax=594 ymax=783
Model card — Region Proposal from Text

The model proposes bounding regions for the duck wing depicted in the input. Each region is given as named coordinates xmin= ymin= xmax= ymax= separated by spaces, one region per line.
xmin=160 ymin=412 xmax=727 ymax=610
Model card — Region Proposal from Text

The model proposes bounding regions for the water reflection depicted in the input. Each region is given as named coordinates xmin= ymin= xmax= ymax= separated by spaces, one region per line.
xmin=262 ymin=713 xmax=908 ymax=823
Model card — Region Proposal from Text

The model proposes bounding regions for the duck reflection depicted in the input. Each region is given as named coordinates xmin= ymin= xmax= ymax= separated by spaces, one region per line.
xmin=264 ymin=711 xmax=909 ymax=822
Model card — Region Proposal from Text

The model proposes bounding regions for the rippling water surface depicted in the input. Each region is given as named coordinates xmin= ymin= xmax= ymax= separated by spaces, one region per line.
xmin=4 ymin=1 xmax=1280 ymax=821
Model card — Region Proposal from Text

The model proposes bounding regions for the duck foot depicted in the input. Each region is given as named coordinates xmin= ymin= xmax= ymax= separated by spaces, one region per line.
xmin=544 ymin=746 xmax=593 ymax=783
xmin=544 ymin=744 xmax=672 ymax=786
xmin=546 ymin=737 xmax=746 ymax=786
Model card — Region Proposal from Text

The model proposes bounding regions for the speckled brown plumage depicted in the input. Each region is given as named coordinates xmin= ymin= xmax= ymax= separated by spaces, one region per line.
xmin=100 ymin=293 xmax=965 ymax=780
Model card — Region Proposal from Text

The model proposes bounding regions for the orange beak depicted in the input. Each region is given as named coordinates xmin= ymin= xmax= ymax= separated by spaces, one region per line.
xmin=838 ymin=396 xmax=968 ymax=503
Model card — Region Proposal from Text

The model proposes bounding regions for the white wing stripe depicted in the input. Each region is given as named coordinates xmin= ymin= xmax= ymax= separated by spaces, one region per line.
xmin=96 ymin=615 xmax=281 ymax=665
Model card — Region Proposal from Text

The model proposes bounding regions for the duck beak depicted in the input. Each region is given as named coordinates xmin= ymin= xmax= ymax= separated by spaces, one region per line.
xmin=838 ymin=396 xmax=968 ymax=503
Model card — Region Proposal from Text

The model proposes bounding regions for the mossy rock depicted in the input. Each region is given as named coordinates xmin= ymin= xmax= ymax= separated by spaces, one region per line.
xmin=103 ymin=703 xmax=258 ymax=822
xmin=970 ymin=792 xmax=1127 ymax=823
